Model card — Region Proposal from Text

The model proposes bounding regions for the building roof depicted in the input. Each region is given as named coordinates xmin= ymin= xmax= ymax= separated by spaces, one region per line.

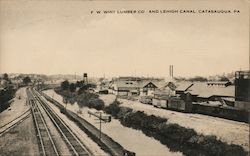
xmin=154 ymin=81 xmax=169 ymax=89
xmin=175 ymin=81 xmax=193 ymax=91
xmin=207 ymin=81 xmax=232 ymax=86
xmin=165 ymin=82 xmax=177 ymax=90
xmin=138 ymin=80 xmax=160 ymax=88
xmin=154 ymin=89 xmax=173 ymax=95
xmin=186 ymin=82 xmax=235 ymax=98
xmin=138 ymin=80 xmax=152 ymax=88
xmin=115 ymin=80 xmax=139 ymax=89
xmin=113 ymin=78 xmax=177 ymax=92
xmin=118 ymin=77 xmax=142 ymax=81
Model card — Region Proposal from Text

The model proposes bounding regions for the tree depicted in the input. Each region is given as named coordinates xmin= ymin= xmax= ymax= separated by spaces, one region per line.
xmin=76 ymin=80 xmax=84 ymax=87
xmin=23 ymin=76 xmax=31 ymax=84
xmin=69 ymin=83 xmax=76 ymax=92
xmin=218 ymin=76 xmax=229 ymax=82
xmin=61 ymin=80 xmax=69 ymax=90
xmin=189 ymin=76 xmax=208 ymax=82
xmin=3 ymin=73 xmax=9 ymax=81
xmin=77 ymin=83 xmax=96 ymax=95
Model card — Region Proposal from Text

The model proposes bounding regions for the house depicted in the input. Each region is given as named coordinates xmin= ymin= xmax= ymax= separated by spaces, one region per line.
xmin=151 ymin=81 xmax=193 ymax=111
xmin=157 ymin=81 xmax=176 ymax=96
xmin=139 ymin=81 xmax=158 ymax=96
xmin=175 ymin=82 xmax=193 ymax=95
xmin=109 ymin=76 xmax=178 ymax=97
xmin=173 ymin=81 xmax=236 ymax=109
xmin=109 ymin=77 xmax=166 ymax=96
xmin=110 ymin=80 xmax=140 ymax=96
xmin=140 ymin=80 xmax=176 ymax=97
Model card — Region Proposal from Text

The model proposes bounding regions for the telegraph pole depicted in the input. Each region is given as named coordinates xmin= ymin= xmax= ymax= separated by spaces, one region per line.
xmin=88 ymin=110 xmax=111 ymax=140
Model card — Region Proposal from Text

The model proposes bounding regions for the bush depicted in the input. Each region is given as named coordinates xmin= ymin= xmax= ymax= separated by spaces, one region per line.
xmin=188 ymin=76 xmax=208 ymax=82
xmin=117 ymin=107 xmax=133 ymax=119
xmin=88 ymin=98 xmax=105 ymax=110
xmin=0 ymin=87 xmax=16 ymax=112
xmin=55 ymin=87 xmax=104 ymax=110
xmin=224 ymin=144 xmax=247 ymax=156
xmin=119 ymin=110 xmax=168 ymax=132
xmin=69 ymin=83 xmax=76 ymax=92
xmin=104 ymin=100 xmax=122 ymax=118
xmin=141 ymin=115 xmax=167 ymax=131
xmin=75 ymin=93 xmax=104 ymax=110
xmin=77 ymin=83 xmax=97 ymax=94
xmin=61 ymin=80 xmax=69 ymax=90
xmin=122 ymin=111 xmax=145 ymax=128
xmin=158 ymin=123 xmax=198 ymax=144
xmin=23 ymin=76 xmax=31 ymax=85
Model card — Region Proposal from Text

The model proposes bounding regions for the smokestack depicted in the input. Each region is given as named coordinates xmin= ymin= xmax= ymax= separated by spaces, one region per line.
xmin=172 ymin=65 xmax=174 ymax=77
xmin=169 ymin=65 xmax=174 ymax=78
xmin=169 ymin=65 xmax=171 ymax=77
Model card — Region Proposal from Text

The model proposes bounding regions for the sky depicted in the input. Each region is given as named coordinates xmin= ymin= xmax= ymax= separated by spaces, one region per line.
xmin=0 ymin=0 xmax=249 ymax=78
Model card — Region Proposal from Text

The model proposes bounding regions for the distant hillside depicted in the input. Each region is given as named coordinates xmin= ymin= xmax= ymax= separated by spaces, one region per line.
xmin=47 ymin=74 xmax=82 ymax=81
xmin=174 ymin=72 xmax=236 ymax=82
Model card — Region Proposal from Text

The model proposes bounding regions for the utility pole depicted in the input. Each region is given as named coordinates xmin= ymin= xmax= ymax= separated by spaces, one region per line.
xmin=88 ymin=110 xmax=111 ymax=140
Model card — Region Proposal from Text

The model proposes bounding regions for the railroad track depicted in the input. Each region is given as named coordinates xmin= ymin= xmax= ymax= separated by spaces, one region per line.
xmin=28 ymin=88 xmax=91 ymax=156
xmin=28 ymin=88 xmax=59 ymax=156
xmin=0 ymin=109 xmax=31 ymax=136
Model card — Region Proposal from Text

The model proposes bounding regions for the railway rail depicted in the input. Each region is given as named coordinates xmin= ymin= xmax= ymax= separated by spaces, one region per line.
xmin=27 ymin=88 xmax=59 ymax=156
xmin=0 ymin=108 xmax=31 ymax=136
xmin=28 ymin=88 xmax=91 ymax=156
xmin=40 ymin=91 xmax=134 ymax=156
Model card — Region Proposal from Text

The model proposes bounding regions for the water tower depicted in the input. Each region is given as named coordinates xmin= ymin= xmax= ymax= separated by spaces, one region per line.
xmin=83 ymin=73 xmax=88 ymax=84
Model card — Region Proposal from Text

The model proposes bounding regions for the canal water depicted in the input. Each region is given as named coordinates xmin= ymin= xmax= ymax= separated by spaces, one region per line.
xmin=43 ymin=89 xmax=183 ymax=156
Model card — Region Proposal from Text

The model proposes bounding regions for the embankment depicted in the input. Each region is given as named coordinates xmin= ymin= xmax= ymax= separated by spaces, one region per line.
xmin=40 ymin=91 xmax=134 ymax=156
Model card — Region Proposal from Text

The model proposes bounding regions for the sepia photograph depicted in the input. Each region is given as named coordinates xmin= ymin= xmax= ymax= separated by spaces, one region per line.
xmin=0 ymin=0 xmax=249 ymax=155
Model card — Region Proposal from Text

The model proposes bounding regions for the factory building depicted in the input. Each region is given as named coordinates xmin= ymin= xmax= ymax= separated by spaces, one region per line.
xmin=234 ymin=71 xmax=250 ymax=111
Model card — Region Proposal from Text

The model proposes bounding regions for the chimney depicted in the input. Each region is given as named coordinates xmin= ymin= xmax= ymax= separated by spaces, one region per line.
xmin=172 ymin=65 xmax=174 ymax=77
xmin=169 ymin=65 xmax=174 ymax=78
xmin=169 ymin=65 xmax=172 ymax=77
